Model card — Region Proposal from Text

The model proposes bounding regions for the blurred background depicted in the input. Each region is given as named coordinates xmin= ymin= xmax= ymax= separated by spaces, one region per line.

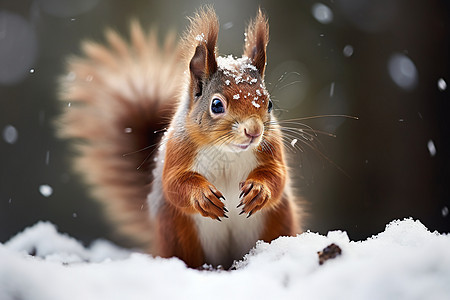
xmin=0 ymin=0 xmax=449 ymax=246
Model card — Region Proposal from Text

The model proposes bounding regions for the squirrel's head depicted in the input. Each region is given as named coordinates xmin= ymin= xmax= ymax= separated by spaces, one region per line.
xmin=184 ymin=7 xmax=273 ymax=153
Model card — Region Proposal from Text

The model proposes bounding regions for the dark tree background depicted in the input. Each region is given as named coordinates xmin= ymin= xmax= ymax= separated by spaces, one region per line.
xmin=1 ymin=0 xmax=449 ymax=245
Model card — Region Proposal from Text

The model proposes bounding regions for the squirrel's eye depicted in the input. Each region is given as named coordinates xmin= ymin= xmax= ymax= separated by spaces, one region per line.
xmin=268 ymin=100 xmax=273 ymax=113
xmin=211 ymin=98 xmax=225 ymax=114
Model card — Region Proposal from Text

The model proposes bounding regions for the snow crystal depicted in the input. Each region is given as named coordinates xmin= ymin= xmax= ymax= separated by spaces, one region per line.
xmin=291 ymin=139 xmax=298 ymax=147
xmin=437 ymin=78 xmax=447 ymax=91
xmin=427 ymin=139 xmax=436 ymax=157
xmin=343 ymin=45 xmax=354 ymax=57
xmin=2 ymin=125 xmax=18 ymax=144
xmin=223 ymin=22 xmax=233 ymax=30
xmin=233 ymin=94 xmax=240 ymax=100
xmin=29 ymin=68 xmax=35 ymax=74
xmin=251 ymin=100 xmax=260 ymax=108
xmin=312 ymin=3 xmax=333 ymax=24
xmin=1 ymin=219 xmax=450 ymax=299
xmin=195 ymin=33 xmax=205 ymax=42
xmin=39 ymin=185 xmax=53 ymax=197
xmin=225 ymin=80 xmax=230 ymax=86
xmin=442 ymin=206 xmax=449 ymax=217
xmin=330 ymin=82 xmax=335 ymax=97
xmin=388 ymin=53 xmax=418 ymax=90
xmin=216 ymin=55 xmax=258 ymax=85
xmin=124 ymin=127 xmax=132 ymax=133
xmin=45 ymin=151 xmax=50 ymax=165
xmin=256 ymin=89 xmax=262 ymax=96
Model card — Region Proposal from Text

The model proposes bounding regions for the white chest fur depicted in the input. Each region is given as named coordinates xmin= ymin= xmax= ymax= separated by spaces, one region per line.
xmin=191 ymin=146 xmax=266 ymax=266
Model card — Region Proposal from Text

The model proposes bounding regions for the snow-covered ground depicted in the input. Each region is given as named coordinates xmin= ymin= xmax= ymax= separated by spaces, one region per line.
xmin=1 ymin=219 xmax=449 ymax=300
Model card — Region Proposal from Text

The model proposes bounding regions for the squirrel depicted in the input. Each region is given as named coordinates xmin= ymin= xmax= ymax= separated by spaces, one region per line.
xmin=57 ymin=7 xmax=303 ymax=269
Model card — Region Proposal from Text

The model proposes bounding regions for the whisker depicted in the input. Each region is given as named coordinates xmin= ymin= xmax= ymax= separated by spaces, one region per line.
xmin=136 ymin=152 xmax=153 ymax=170
xmin=269 ymin=71 xmax=302 ymax=95
xmin=153 ymin=127 xmax=168 ymax=134
xmin=261 ymin=139 xmax=275 ymax=156
xmin=277 ymin=80 xmax=303 ymax=91
xmin=279 ymin=127 xmax=314 ymax=142
xmin=123 ymin=143 xmax=158 ymax=157
xmin=271 ymin=121 xmax=318 ymax=136
xmin=279 ymin=114 xmax=359 ymax=122
xmin=280 ymin=135 xmax=305 ymax=153
xmin=278 ymin=125 xmax=337 ymax=138
xmin=280 ymin=131 xmax=309 ymax=152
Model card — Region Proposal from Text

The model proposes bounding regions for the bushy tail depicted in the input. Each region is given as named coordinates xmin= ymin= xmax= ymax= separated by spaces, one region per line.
xmin=57 ymin=21 xmax=184 ymax=248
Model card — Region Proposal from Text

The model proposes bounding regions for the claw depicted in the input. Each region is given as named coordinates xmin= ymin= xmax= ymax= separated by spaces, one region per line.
xmin=239 ymin=210 xmax=245 ymax=215
xmin=247 ymin=211 xmax=253 ymax=218
xmin=236 ymin=202 xmax=243 ymax=208
xmin=216 ymin=217 xmax=222 ymax=222
xmin=223 ymin=214 xmax=229 ymax=219
xmin=223 ymin=207 xmax=229 ymax=213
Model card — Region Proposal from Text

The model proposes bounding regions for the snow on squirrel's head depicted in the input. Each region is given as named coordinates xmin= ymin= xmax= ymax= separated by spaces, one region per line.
xmin=182 ymin=6 xmax=274 ymax=153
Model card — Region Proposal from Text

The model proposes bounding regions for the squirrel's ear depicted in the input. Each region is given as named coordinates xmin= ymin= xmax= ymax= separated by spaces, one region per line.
xmin=189 ymin=44 xmax=208 ymax=97
xmin=189 ymin=40 xmax=217 ymax=97
xmin=186 ymin=7 xmax=219 ymax=98
xmin=243 ymin=9 xmax=269 ymax=77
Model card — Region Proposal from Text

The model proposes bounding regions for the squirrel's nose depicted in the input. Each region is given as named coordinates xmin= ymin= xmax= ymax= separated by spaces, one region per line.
xmin=244 ymin=127 xmax=262 ymax=138
xmin=243 ymin=116 xmax=263 ymax=139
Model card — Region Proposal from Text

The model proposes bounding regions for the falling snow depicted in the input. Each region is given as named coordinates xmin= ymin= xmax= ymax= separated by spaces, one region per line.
xmin=311 ymin=3 xmax=333 ymax=24
xmin=388 ymin=53 xmax=418 ymax=90
xmin=39 ymin=185 xmax=53 ymax=197
xmin=223 ymin=22 xmax=233 ymax=30
xmin=343 ymin=45 xmax=354 ymax=57
xmin=437 ymin=78 xmax=447 ymax=91
xmin=442 ymin=207 xmax=449 ymax=217
xmin=2 ymin=125 xmax=18 ymax=144
xmin=427 ymin=140 xmax=436 ymax=157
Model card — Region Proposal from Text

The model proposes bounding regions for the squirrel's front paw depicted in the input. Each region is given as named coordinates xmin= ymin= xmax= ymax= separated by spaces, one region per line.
xmin=191 ymin=184 xmax=228 ymax=221
xmin=238 ymin=180 xmax=270 ymax=218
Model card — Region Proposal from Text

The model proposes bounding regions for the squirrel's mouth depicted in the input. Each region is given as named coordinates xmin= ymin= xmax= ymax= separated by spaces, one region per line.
xmin=234 ymin=143 xmax=250 ymax=150
xmin=232 ymin=136 xmax=260 ymax=151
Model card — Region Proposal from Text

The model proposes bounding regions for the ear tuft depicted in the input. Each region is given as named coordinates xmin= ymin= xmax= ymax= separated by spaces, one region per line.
xmin=182 ymin=6 xmax=219 ymax=98
xmin=243 ymin=9 xmax=269 ymax=77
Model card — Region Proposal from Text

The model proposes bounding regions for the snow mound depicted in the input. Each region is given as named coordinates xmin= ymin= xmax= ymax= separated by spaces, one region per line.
xmin=1 ymin=219 xmax=449 ymax=300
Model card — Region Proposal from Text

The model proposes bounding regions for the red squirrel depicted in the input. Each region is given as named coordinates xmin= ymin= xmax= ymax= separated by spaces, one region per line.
xmin=58 ymin=7 xmax=302 ymax=269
